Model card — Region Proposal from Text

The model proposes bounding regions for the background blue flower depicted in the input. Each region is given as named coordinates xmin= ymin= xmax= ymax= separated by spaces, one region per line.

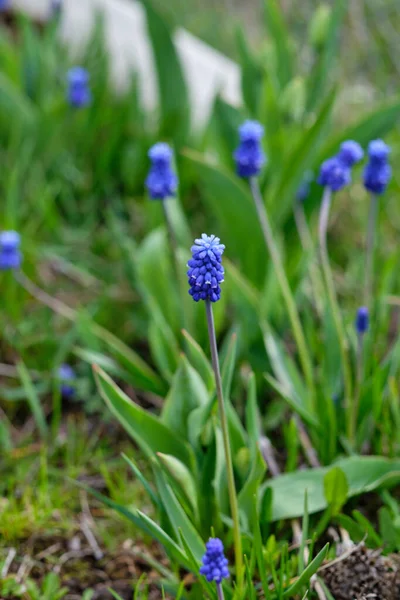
xmin=355 ymin=306 xmax=369 ymax=334
xmin=0 ymin=231 xmax=21 ymax=271
xmin=58 ymin=364 xmax=76 ymax=398
xmin=364 ymin=139 xmax=391 ymax=195
xmin=67 ymin=67 xmax=91 ymax=108
xmin=317 ymin=156 xmax=351 ymax=192
xmin=145 ymin=143 xmax=178 ymax=200
xmin=234 ymin=120 xmax=266 ymax=178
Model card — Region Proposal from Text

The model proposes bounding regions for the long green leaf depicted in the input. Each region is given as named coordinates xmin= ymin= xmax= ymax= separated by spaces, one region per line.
xmin=161 ymin=355 xmax=209 ymax=437
xmin=263 ymin=0 xmax=293 ymax=88
xmin=320 ymin=98 xmax=400 ymax=160
xmin=153 ymin=467 xmax=205 ymax=561
xmin=94 ymin=366 xmax=194 ymax=470
xmin=306 ymin=0 xmax=346 ymax=111
xmin=263 ymin=456 xmax=400 ymax=521
xmin=283 ymin=544 xmax=329 ymax=597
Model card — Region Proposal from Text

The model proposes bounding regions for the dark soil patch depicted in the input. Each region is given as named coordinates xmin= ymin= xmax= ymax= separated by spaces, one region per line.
xmin=321 ymin=543 xmax=400 ymax=600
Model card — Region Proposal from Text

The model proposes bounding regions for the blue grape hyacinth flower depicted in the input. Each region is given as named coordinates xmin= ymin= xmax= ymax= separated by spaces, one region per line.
xmin=67 ymin=67 xmax=91 ymax=108
xmin=355 ymin=306 xmax=369 ymax=335
xmin=234 ymin=120 xmax=266 ymax=178
xmin=317 ymin=156 xmax=351 ymax=192
xmin=0 ymin=231 xmax=22 ymax=271
xmin=187 ymin=234 xmax=225 ymax=302
xmin=363 ymin=139 xmax=391 ymax=195
xmin=145 ymin=143 xmax=178 ymax=200
xmin=0 ymin=0 xmax=9 ymax=12
xmin=199 ymin=538 xmax=229 ymax=583
xmin=338 ymin=140 xmax=364 ymax=167
xmin=58 ymin=364 xmax=76 ymax=398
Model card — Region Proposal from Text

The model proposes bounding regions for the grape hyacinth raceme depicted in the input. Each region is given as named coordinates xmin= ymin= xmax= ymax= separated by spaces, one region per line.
xmin=67 ymin=67 xmax=91 ymax=108
xmin=58 ymin=364 xmax=76 ymax=398
xmin=355 ymin=306 xmax=369 ymax=335
xmin=0 ymin=231 xmax=22 ymax=271
xmin=363 ymin=140 xmax=391 ymax=307
xmin=317 ymin=142 xmax=365 ymax=421
xmin=189 ymin=234 xmax=242 ymax=582
xmin=0 ymin=0 xmax=9 ymax=12
xmin=145 ymin=143 xmax=177 ymax=200
xmin=238 ymin=120 xmax=316 ymax=407
xmin=187 ymin=234 xmax=225 ymax=302
xmin=338 ymin=140 xmax=364 ymax=167
xmin=317 ymin=156 xmax=351 ymax=192
xmin=234 ymin=120 xmax=266 ymax=178
xmin=363 ymin=139 xmax=392 ymax=195
xmin=318 ymin=140 xmax=363 ymax=192
xmin=200 ymin=538 xmax=229 ymax=584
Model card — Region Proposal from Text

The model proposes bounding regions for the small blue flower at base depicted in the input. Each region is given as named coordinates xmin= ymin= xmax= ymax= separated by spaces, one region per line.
xmin=145 ymin=143 xmax=178 ymax=200
xmin=58 ymin=364 xmax=76 ymax=398
xmin=355 ymin=306 xmax=369 ymax=335
xmin=199 ymin=538 xmax=229 ymax=584
xmin=67 ymin=67 xmax=91 ymax=108
xmin=234 ymin=120 xmax=266 ymax=178
xmin=338 ymin=140 xmax=364 ymax=167
xmin=187 ymin=234 xmax=225 ymax=303
xmin=363 ymin=139 xmax=391 ymax=195
xmin=0 ymin=231 xmax=22 ymax=271
xmin=317 ymin=156 xmax=351 ymax=192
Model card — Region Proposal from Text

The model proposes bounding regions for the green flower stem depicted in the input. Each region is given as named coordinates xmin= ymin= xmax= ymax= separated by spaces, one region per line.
xmin=250 ymin=178 xmax=316 ymax=412
xmin=205 ymin=299 xmax=243 ymax=587
xmin=364 ymin=193 xmax=378 ymax=308
xmin=294 ymin=201 xmax=324 ymax=318
xmin=161 ymin=199 xmax=188 ymax=333
xmin=351 ymin=332 xmax=364 ymax=448
xmin=318 ymin=188 xmax=353 ymax=437
xmin=216 ymin=583 xmax=225 ymax=600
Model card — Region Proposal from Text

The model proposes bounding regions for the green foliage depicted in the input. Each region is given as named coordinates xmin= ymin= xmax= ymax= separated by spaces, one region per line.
xmin=2 ymin=1 xmax=400 ymax=597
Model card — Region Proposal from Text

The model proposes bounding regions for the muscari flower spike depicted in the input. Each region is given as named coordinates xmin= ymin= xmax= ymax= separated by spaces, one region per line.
xmin=318 ymin=139 xmax=364 ymax=192
xmin=58 ymin=364 xmax=76 ymax=398
xmin=317 ymin=156 xmax=351 ymax=192
xmin=187 ymin=234 xmax=225 ymax=303
xmin=363 ymin=139 xmax=392 ymax=195
xmin=338 ymin=140 xmax=364 ymax=167
xmin=0 ymin=0 xmax=9 ymax=12
xmin=199 ymin=538 xmax=229 ymax=584
xmin=355 ymin=306 xmax=369 ymax=335
xmin=234 ymin=120 xmax=266 ymax=178
xmin=67 ymin=67 xmax=91 ymax=108
xmin=0 ymin=231 xmax=22 ymax=271
xmin=145 ymin=143 xmax=178 ymax=200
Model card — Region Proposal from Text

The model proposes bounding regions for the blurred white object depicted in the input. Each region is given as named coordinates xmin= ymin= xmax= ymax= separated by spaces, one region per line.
xmin=12 ymin=0 xmax=242 ymax=127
